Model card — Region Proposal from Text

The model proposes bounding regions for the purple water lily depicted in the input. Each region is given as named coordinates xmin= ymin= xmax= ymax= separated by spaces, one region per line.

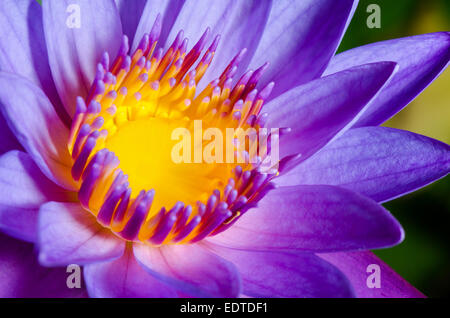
xmin=0 ymin=0 xmax=449 ymax=298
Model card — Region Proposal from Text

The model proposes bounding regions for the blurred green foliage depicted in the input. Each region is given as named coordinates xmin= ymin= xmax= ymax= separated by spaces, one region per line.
xmin=380 ymin=177 xmax=450 ymax=297
xmin=339 ymin=0 xmax=450 ymax=297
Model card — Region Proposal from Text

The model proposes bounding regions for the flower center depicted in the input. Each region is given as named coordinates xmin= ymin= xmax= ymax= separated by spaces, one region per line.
xmin=67 ymin=16 xmax=277 ymax=245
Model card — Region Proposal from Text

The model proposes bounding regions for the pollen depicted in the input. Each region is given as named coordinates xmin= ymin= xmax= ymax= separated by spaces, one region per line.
xmin=67 ymin=15 xmax=277 ymax=245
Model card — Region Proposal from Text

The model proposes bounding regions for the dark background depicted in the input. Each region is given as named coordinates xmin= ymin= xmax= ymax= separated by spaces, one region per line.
xmin=338 ymin=0 xmax=450 ymax=297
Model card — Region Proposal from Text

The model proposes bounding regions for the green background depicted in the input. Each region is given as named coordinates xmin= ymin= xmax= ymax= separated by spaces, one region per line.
xmin=339 ymin=0 xmax=450 ymax=297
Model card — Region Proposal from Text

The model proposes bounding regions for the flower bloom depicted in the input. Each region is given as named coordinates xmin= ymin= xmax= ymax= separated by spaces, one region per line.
xmin=0 ymin=0 xmax=449 ymax=298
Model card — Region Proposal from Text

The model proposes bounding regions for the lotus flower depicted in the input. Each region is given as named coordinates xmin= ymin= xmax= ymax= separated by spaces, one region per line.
xmin=0 ymin=0 xmax=449 ymax=298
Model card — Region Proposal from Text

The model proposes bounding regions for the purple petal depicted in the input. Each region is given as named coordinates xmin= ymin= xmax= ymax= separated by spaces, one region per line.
xmin=208 ymin=185 xmax=403 ymax=253
xmin=277 ymin=127 xmax=450 ymax=203
xmin=0 ymin=72 xmax=77 ymax=190
xmin=42 ymin=0 xmax=123 ymax=116
xmin=0 ymin=112 xmax=21 ymax=156
xmin=114 ymin=0 xmax=147 ymax=44
xmin=166 ymin=0 xmax=271 ymax=89
xmin=319 ymin=251 xmax=425 ymax=298
xmin=205 ymin=243 xmax=354 ymax=297
xmin=38 ymin=202 xmax=125 ymax=267
xmin=84 ymin=246 xmax=178 ymax=298
xmin=0 ymin=232 xmax=87 ymax=297
xmin=0 ymin=0 xmax=54 ymax=155
xmin=265 ymin=62 xmax=397 ymax=166
xmin=134 ymin=243 xmax=241 ymax=297
xmin=324 ymin=32 xmax=450 ymax=126
xmin=0 ymin=151 xmax=74 ymax=243
xmin=132 ymin=0 xmax=185 ymax=51
xmin=0 ymin=0 xmax=69 ymax=124
xmin=249 ymin=0 xmax=358 ymax=99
